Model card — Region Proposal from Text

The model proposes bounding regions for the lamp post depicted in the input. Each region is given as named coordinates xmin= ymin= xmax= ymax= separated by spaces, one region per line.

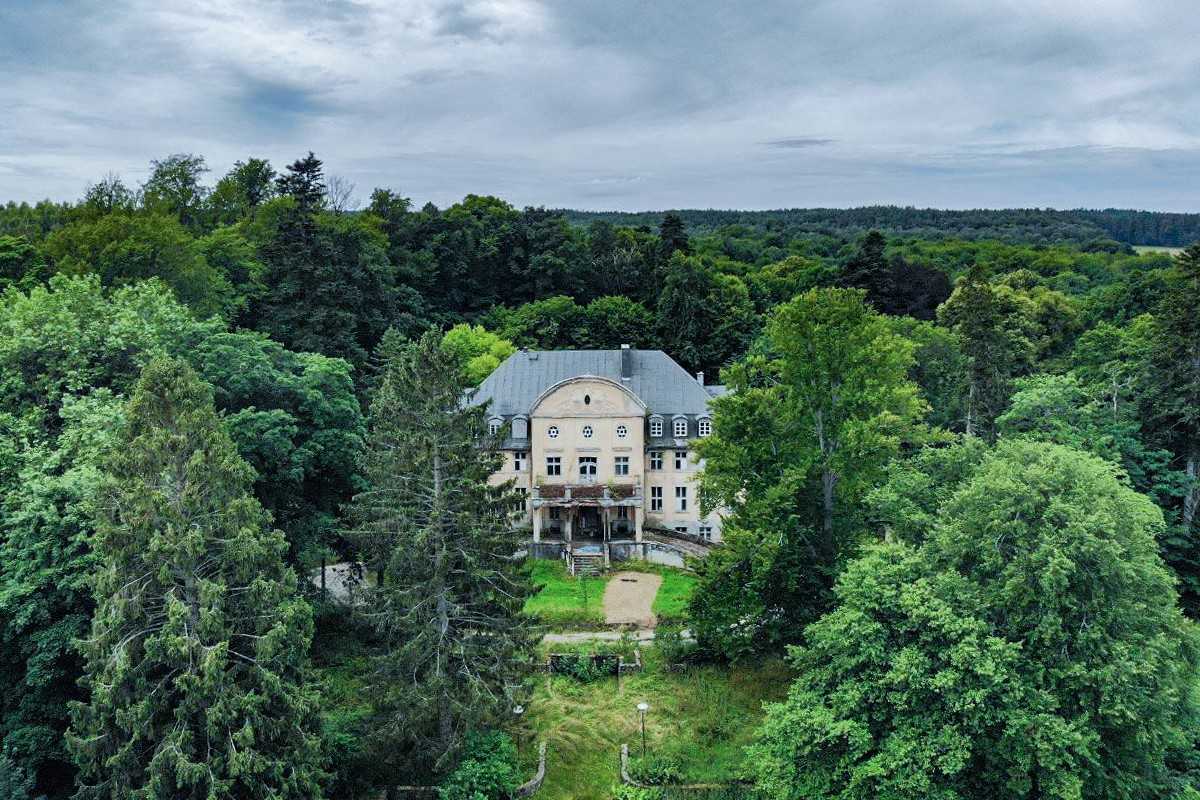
xmin=513 ymin=704 xmax=525 ymax=752
xmin=636 ymin=702 xmax=649 ymax=758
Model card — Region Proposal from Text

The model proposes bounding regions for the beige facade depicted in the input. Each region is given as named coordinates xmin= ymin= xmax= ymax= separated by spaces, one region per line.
xmin=484 ymin=362 xmax=723 ymax=545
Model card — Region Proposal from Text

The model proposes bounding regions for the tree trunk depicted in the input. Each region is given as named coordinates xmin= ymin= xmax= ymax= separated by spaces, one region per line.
xmin=1185 ymin=448 xmax=1199 ymax=534
xmin=965 ymin=381 xmax=976 ymax=438
xmin=821 ymin=468 xmax=836 ymax=547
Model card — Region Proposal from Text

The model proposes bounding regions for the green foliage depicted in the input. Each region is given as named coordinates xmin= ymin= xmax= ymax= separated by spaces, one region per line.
xmin=751 ymin=441 xmax=1200 ymax=800
xmin=139 ymin=153 xmax=210 ymax=231
xmin=0 ymin=753 xmax=34 ymax=800
xmin=1144 ymin=243 xmax=1200 ymax=612
xmin=656 ymin=253 xmax=757 ymax=376
xmin=692 ymin=288 xmax=926 ymax=658
xmin=192 ymin=330 xmax=365 ymax=562
xmin=938 ymin=264 xmax=1036 ymax=439
xmin=0 ymin=235 xmax=50 ymax=293
xmin=0 ymin=391 xmax=123 ymax=797
xmin=68 ymin=358 xmax=325 ymax=800
xmin=44 ymin=212 xmax=235 ymax=317
xmin=441 ymin=323 xmax=517 ymax=385
xmin=246 ymin=197 xmax=426 ymax=370
xmin=345 ymin=332 xmax=534 ymax=777
xmin=439 ymin=731 xmax=521 ymax=800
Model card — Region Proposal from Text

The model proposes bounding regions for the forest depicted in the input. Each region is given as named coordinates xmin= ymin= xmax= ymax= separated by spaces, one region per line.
xmin=1 ymin=151 xmax=1199 ymax=800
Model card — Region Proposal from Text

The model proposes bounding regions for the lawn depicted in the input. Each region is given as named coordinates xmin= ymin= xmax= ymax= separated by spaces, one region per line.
xmin=524 ymin=559 xmax=609 ymax=627
xmin=515 ymin=647 xmax=791 ymax=800
xmin=649 ymin=569 xmax=697 ymax=623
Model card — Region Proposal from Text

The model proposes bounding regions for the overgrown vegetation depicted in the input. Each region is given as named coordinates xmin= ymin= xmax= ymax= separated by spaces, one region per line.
xmin=4 ymin=148 xmax=1200 ymax=798
xmin=525 ymin=646 xmax=790 ymax=800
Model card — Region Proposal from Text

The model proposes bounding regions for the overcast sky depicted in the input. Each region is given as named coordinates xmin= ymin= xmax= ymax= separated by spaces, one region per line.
xmin=3 ymin=0 xmax=1199 ymax=211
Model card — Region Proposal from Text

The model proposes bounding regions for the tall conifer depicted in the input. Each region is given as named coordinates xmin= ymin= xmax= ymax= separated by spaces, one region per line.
xmin=347 ymin=331 xmax=533 ymax=778
xmin=68 ymin=357 xmax=324 ymax=800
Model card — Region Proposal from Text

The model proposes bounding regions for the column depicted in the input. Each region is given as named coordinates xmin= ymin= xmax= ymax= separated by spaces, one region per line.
xmin=532 ymin=506 xmax=542 ymax=543
xmin=634 ymin=504 xmax=644 ymax=543
xmin=564 ymin=508 xmax=573 ymax=542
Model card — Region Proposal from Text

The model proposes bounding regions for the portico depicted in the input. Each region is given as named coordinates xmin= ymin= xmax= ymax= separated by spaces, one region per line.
xmin=530 ymin=483 xmax=644 ymax=543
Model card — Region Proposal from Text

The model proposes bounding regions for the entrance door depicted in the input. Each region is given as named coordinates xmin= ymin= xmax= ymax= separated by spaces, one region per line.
xmin=578 ymin=507 xmax=601 ymax=539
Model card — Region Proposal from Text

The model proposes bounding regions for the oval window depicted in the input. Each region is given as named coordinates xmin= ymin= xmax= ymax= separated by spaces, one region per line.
xmin=547 ymin=425 xmax=559 ymax=439
xmin=582 ymin=425 xmax=594 ymax=438
xmin=584 ymin=394 xmax=591 ymax=405
xmin=616 ymin=424 xmax=627 ymax=439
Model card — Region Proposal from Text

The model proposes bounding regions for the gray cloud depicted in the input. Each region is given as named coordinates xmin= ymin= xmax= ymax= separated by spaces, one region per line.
xmin=1 ymin=0 xmax=1199 ymax=211
xmin=764 ymin=138 xmax=835 ymax=150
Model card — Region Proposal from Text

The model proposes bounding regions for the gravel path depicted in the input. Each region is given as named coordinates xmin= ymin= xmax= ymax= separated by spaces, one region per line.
xmin=602 ymin=571 xmax=662 ymax=627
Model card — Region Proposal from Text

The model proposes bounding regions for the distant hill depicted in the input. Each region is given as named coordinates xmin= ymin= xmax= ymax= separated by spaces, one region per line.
xmin=558 ymin=206 xmax=1200 ymax=247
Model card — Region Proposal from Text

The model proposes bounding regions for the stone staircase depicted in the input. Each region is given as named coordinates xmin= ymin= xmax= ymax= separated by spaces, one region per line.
xmin=570 ymin=550 xmax=605 ymax=577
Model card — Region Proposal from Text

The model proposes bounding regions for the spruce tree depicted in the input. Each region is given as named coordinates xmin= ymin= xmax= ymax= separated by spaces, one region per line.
xmin=275 ymin=151 xmax=326 ymax=214
xmin=838 ymin=229 xmax=891 ymax=306
xmin=1146 ymin=242 xmax=1200 ymax=610
xmin=347 ymin=331 xmax=533 ymax=778
xmin=68 ymin=357 xmax=324 ymax=800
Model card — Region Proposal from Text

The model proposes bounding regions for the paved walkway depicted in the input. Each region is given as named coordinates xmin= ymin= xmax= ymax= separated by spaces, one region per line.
xmin=602 ymin=571 xmax=661 ymax=627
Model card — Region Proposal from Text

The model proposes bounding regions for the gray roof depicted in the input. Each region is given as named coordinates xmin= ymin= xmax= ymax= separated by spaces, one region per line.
xmin=471 ymin=349 xmax=716 ymax=418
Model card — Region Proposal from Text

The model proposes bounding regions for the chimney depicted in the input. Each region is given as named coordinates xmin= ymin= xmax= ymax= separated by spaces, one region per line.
xmin=620 ymin=344 xmax=632 ymax=380
xmin=696 ymin=371 xmax=704 ymax=386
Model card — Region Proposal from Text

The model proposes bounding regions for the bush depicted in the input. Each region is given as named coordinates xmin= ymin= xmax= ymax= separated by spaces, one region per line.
xmin=552 ymin=653 xmax=615 ymax=683
xmin=439 ymin=731 xmax=521 ymax=800
xmin=654 ymin=623 xmax=693 ymax=666
xmin=629 ymin=750 xmax=686 ymax=785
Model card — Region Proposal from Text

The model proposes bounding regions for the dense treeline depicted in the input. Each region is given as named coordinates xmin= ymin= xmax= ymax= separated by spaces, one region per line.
xmin=563 ymin=205 xmax=1200 ymax=247
xmin=2 ymin=149 xmax=1200 ymax=799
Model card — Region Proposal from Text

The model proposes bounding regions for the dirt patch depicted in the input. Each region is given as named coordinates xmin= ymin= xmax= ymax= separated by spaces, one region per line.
xmin=602 ymin=571 xmax=662 ymax=627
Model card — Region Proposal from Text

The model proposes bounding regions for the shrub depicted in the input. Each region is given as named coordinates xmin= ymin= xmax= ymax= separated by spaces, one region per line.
xmin=438 ymin=731 xmax=520 ymax=800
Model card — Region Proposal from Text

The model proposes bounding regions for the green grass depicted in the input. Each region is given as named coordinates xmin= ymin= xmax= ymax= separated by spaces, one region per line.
xmin=650 ymin=570 xmax=697 ymax=623
xmin=524 ymin=560 xmax=609 ymax=627
xmin=517 ymin=649 xmax=791 ymax=800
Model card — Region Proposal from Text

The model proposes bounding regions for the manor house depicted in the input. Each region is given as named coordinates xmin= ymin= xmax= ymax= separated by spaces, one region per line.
xmin=472 ymin=345 xmax=724 ymax=546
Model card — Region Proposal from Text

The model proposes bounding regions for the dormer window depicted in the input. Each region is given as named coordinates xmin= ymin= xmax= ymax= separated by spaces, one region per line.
xmin=512 ymin=416 xmax=529 ymax=439
xmin=616 ymin=424 xmax=628 ymax=439
xmin=582 ymin=425 xmax=594 ymax=439
xmin=673 ymin=418 xmax=688 ymax=438
xmin=649 ymin=417 xmax=663 ymax=438
xmin=488 ymin=417 xmax=502 ymax=436
xmin=698 ymin=418 xmax=712 ymax=437
xmin=547 ymin=425 xmax=559 ymax=439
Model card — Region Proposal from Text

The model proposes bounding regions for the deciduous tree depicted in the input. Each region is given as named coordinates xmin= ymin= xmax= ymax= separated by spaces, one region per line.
xmin=752 ymin=441 xmax=1200 ymax=800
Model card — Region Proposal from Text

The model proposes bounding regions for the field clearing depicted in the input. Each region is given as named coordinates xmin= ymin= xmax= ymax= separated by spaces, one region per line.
xmin=524 ymin=560 xmax=610 ymax=627
xmin=1133 ymin=245 xmax=1184 ymax=255
xmin=518 ymin=650 xmax=790 ymax=800
xmin=524 ymin=559 xmax=699 ymax=629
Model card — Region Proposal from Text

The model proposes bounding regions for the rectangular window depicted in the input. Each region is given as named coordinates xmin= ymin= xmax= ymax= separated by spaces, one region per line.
xmin=549 ymin=507 xmax=561 ymax=520
xmin=649 ymin=451 xmax=663 ymax=470
xmin=546 ymin=456 xmax=561 ymax=476
xmin=650 ymin=418 xmax=663 ymax=437
xmin=617 ymin=506 xmax=630 ymax=519
xmin=675 ymin=485 xmax=688 ymax=512
xmin=699 ymin=525 xmax=713 ymax=542
xmin=674 ymin=450 xmax=687 ymax=470
xmin=698 ymin=418 xmax=712 ymax=437
xmin=650 ymin=486 xmax=663 ymax=512
xmin=514 ymin=451 xmax=527 ymax=471
xmin=513 ymin=487 xmax=528 ymax=512
xmin=614 ymin=456 xmax=629 ymax=476
xmin=579 ymin=456 xmax=597 ymax=479
xmin=673 ymin=418 xmax=688 ymax=437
